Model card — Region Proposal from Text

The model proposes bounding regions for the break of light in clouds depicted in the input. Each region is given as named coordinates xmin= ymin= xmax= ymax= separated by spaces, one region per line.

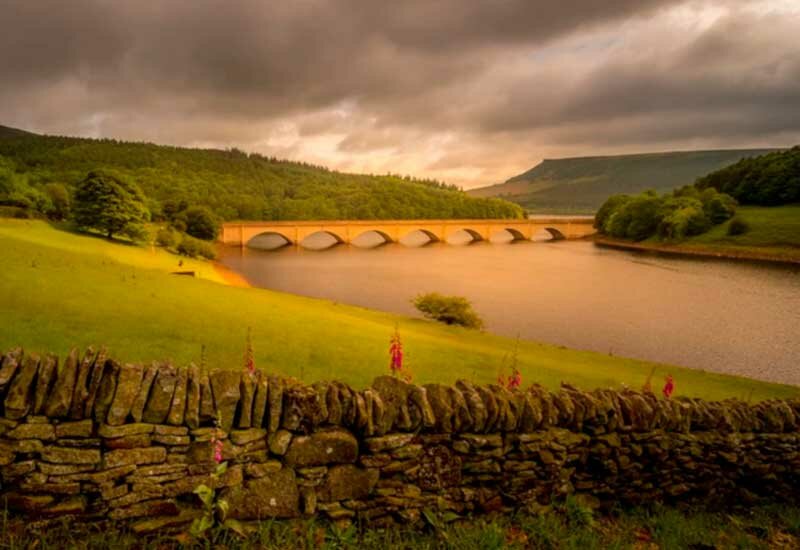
xmin=1 ymin=0 xmax=798 ymax=188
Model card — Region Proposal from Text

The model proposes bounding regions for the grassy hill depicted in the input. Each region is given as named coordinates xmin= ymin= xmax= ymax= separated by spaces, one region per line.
xmin=1 ymin=218 xmax=796 ymax=401
xmin=469 ymin=149 xmax=781 ymax=213
xmin=0 ymin=125 xmax=35 ymax=139
xmin=663 ymin=205 xmax=800 ymax=262
xmin=595 ymin=205 xmax=800 ymax=265
xmin=0 ymin=126 xmax=522 ymax=221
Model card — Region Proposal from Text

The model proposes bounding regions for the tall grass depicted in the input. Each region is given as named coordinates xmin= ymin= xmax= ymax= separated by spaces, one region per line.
xmin=3 ymin=502 xmax=799 ymax=549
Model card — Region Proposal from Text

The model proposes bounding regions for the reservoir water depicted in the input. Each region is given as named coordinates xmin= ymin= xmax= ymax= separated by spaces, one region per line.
xmin=219 ymin=233 xmax=800 ymax=385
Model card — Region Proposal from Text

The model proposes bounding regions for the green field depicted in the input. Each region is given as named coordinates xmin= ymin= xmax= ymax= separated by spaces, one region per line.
xmin=0 ymin=219 xmax=796 ymax=401
xmin=683 ymin=205 xmax=800 ymax=259
xmin=608 ymin=205 xmax=800 ymax=262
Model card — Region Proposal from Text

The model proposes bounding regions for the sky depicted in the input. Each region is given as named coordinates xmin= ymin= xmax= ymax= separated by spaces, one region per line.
xmin=1 ymin=0 xmax=799 ymax=189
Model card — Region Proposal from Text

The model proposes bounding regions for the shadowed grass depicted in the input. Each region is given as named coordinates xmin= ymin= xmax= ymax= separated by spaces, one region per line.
xmin=3 ymin=501 xmax=800 ymax=549
xmin=0 ymin=219 xmax=797 ymax=400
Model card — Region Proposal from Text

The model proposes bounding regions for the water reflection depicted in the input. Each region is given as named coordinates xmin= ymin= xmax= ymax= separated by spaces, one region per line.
xmin=219 ymin=241 xmax=800 ymax=385
xmin=249 ymin=227 xmax=563 ymax=250
xmin=248 ymin=232 xmax=291 ymax=250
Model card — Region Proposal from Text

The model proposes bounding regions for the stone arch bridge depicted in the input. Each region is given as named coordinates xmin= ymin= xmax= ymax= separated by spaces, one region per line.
xmin=220 ymin=218 xmax=596 ymax=247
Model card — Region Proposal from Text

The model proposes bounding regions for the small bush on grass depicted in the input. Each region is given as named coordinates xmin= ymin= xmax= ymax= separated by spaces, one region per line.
xmin=0 ymin=205 xmax=33 ymax=219
xmin=177 ymin=234 xmax=217 ymax=260
xmin=155 ymin=227 xmax=180 ymax=248
xmin=412 ymin=292 xmax=484 ymax=329
xmin=727 ymin=217 xmax=750 ymax=236
xmin=120 ymin=223 xmax=149 ymax=243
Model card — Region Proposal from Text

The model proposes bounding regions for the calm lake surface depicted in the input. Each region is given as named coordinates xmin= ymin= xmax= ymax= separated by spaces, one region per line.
xmin=219 ymin=234 xmax=800 ymax=385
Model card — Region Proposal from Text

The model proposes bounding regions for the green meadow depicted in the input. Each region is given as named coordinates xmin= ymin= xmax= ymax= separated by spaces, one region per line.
xmin=683 ymin=205 xmax=800 ymax=260
xmin=1 ymin=219 xmax=796 ymax=401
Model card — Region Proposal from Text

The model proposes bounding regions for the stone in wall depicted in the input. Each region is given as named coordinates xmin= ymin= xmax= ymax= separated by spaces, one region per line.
xmin=285 ymin=428 xmax=358 ymax=466
xmin=318 ymin=464 xmax=379 ymax=502
xmin=267 ymin=375 xmax=284 ymax=433
xmin=0 ymin=348 xmax=23 ymax=393
xmin=129 ymin=361 xmax=157 ymax=423
xmin=167 ymin=367 xmax=189 ymax=426
xmin=82 ymin=348 xmax=109 ymax=417
xmin=5 ymin=354 xmax=40 ymax=419
xmin=222 ymin=468 xmax=299 ymax=519
xmin=252 ymin=371 xmax=269 ymax=429
xmin=142 ymin=364 xmax=178 ymax=424
xmin=209 ymin=370 xmax=240 ymax=431
xmin=184 ymin=364 xmax=201 ymax=429
xmin=93 ymin=360 xmax=120 ymax=424
xmin=198 ymin=373 xmax=215 ymax=423
xmin=283 ymin=384 xmax=324 ymax=433
xmin=69 ymin=347 xmax=96 ymax=419
xmin=107 ymin=363 xmax=144 ymax=426
xmin=32 ymin=354 xmax=58 ymax=415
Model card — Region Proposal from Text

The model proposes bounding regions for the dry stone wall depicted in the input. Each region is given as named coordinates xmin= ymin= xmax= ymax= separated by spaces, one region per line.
xmin=1 ymin=347 xmax=799 ymax=533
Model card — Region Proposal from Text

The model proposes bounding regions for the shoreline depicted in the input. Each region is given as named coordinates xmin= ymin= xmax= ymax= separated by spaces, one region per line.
xmin=211 ymin=260 xmax=252 ymax=287
xmin=593 ymin=236 xmax=800 ymax=266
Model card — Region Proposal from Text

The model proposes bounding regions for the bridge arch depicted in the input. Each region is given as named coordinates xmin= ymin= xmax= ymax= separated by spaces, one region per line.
xmin=399 ymin=229 xmax=441 ymax=246
xmin=447 ymin=228 xmax=485 ymax=244
xmin=246 ymin=231 xmax=293 ymax=249
xmin=531 ymin=227 xmax=567 ymax=241
xmin=299 ymin=230 xmax=345 ymax=250
xmin=544 ymin=227 xmax=566 ymax=241
xmin=352 ymin=230 xmax=394 ymax=248
xmin=490 ymin=228 xmax=529 ymax=242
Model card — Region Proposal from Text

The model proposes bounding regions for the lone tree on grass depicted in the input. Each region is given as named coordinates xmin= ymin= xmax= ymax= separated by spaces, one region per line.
xmin=72 ymin=171 xmax=149 ymax=240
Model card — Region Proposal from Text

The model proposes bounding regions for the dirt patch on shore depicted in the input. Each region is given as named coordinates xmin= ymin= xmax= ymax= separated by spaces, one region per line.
xmin=212 ymin=262 xmax=251 ymax=287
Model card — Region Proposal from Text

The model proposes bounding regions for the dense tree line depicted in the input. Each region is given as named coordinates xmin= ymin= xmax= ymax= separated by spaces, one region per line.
xmin=694 ymin=146 xmax=800 ymax=206
xmin=595 ymin=187 xmax=737 ymax=241
xmin=0 ymin=134 xmax=523 ymax=221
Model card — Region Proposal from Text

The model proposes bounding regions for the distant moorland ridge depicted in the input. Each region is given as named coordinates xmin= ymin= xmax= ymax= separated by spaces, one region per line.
xmin=0 ymin=125 xmax=523 ymax=221
xmin=468 ymin=149 xmax=782 ymax=213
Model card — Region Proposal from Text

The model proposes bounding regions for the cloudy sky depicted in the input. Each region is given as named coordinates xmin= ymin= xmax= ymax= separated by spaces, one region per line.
xmin=1 ymin=0 xmax=799 ymax=188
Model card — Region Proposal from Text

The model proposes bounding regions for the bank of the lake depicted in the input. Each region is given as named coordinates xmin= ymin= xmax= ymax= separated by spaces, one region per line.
xmin=593 ymin=236 xmax=800 ymax=265
xmin=212 ymin=260 xmax=252 ymax=287
xmin=596 ymin=205 xmax=800 ymax=265
xmin=1 ymin=218 xmax=795 ymax=401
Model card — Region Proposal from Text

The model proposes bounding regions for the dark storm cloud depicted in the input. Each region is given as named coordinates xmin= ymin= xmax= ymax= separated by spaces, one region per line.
xmin=1 ymin=0 xmax=672 ymax=113
xmin=0 ymin=0 xmax=798 ymax=186
xmin=471 ymin=8 xmax=800 ymax=144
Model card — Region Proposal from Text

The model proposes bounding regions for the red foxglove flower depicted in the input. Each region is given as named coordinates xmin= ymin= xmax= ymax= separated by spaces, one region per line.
xmin=662 ymin=375 xmax=675 ymax=399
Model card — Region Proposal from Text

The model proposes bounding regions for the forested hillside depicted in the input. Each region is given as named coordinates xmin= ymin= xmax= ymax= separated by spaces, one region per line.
xmin=695 ymin=146 xmax=800 ymax=205
xmin=594 ymin=147 xmax=800 ymax=245
xmin=0 ymin=125 xmax=35 ymax=139
xmin=469 ymin=149 xmax=780 ymax=213
xmin=0 ymin=128 xmax=523 ymax=221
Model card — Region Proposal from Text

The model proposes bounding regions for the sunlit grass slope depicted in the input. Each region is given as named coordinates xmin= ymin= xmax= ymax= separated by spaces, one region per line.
xmin=684 ymin=205 xmax=800 ymax=260
xmin=1 ymin=219 xmax=796 ymax=401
